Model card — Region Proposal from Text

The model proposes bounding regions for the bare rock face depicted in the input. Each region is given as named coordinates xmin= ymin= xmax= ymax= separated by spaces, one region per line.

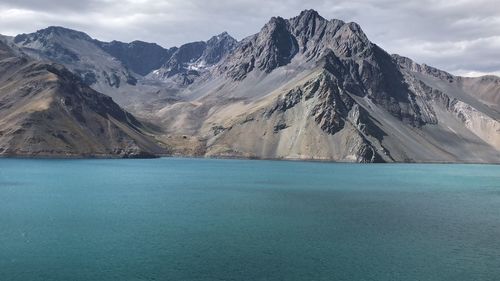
xmin=223 ymin=16 xmax=298 ymax=80
xmin=203 ymin=70 xmax=387 ymax=162
xmin=0 ymin=39 xmax=165 ymax=158
xmin=203 ymin=32 xmax=239 ymax=65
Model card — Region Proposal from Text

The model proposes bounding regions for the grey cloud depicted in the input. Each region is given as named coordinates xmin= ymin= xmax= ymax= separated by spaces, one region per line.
xmin=0 ymin=0 xmax=499 ymax=76
xmin=0 ymin=0 xmax=101 ymax=12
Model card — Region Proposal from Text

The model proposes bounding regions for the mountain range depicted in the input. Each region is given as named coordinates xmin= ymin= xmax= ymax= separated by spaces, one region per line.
xmin=1 ymin=9 xmax=499 ymax=162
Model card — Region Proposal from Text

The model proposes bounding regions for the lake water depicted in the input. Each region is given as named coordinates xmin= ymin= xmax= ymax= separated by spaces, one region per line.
xmin=0 ymin=158 xmax=499 ymax=281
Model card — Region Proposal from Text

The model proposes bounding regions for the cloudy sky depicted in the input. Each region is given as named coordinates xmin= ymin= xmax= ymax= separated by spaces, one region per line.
xmin=0 ymin=0 xmax=499 ymax=76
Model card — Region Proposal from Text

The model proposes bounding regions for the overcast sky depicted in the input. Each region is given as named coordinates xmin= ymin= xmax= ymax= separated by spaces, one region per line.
xmin=0 ymin=0 xmax=499 ymax=76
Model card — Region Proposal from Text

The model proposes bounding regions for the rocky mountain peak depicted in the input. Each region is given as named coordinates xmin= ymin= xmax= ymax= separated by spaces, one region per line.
xmin=148 ymin=31 xmax=238 ymax=83
xmin=207 ymin=32 xmax=234 ymax=43
xmin=14 ymin=26 xmax=92 ymax=44
xmin=344 ymin=22 xmax=369 ymax=43
xmin=295 ymin=9 xmax=324 ymax=22
xmin=204 ymin=32 xmax=238 ymax=64
xmin=263 ymin=16 xmax=289 ymax=32
xmin=330 ymin=21 xmax=371 ymax=57
xmin=222 ymin=10 xmax=376 ymax=80
xmin=289 ymin=9 xmax=327 ymax=30
xmin=221 ymin=15 xmax=297 ymax=79
xmin=12 ymin=27 xmax=85 ymax=64
xmin=160 ymin=41 xmax=207 ymax=76
xmin=257 ymin=17 xmax=298 ymax=72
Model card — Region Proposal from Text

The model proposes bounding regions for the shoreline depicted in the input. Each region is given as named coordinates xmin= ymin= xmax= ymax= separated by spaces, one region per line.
xmin=1 ymin=154 xmax=499 ymax=165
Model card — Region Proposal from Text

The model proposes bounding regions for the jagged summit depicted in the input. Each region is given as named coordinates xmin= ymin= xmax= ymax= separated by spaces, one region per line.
xmin=222 ymin=9 xmax=374 ymax=80
xmin=203 ymin=32 xmax=238 ymax=64
xmin=148 ymin=31 xmax=237 ymax=82
xmin=294 ymin=9 xmax=325 ymax=21
xmin=210 ymin=31 xmax=233 ymax=40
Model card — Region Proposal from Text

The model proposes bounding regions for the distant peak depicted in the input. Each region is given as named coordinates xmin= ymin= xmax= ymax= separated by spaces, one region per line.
xmin=130 ymin=40 xmax=148 ymax=44
xmin=35 ymin=26 xmax=92 ymax=40
xmin=40 ymin=26 xmax=77 ymax=34
xmin=264 ymin=16 xmax=289 ymax=31
xmin=129 ymin=40 xmax=163 ymax=47
xmin=297 ymin=9 xmax=322 ymax=19
xmin=288 ymin=9 xmax=329 ymax=31
xmin=268 ymin=16 xmax=287 ymax=24
xmin=218 ymin=31 xmax=230 ymax=37
xmin=43 ymin=26 xmax=73 ymax=32
xmin=209 ymin=31 xmax=235 ymax=41
xmin=206 ymin=32 xmax=238 ymax=50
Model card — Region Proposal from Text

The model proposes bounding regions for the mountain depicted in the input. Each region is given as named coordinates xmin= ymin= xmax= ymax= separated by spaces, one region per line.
xmin=13 ymin=26 xmax=138 ymax=90
xmin=2 ymin=9 xmax=500 ymax=162
xmin=11 ymin=27 xmax=239 ymax=112
xmin=149 ymin=32 xmax=238 ymax=84
xmin=153 ymin=9 xmax=500 ymax=162
xmin=97 ymin=40 xmax=176 ymax=76
xmin=0 ymin=38 xmax=165 ymax=157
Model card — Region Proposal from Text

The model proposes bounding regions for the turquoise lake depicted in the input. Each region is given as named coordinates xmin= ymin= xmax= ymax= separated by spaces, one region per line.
xmin=0 ymin=158 xmax=499 ymax=281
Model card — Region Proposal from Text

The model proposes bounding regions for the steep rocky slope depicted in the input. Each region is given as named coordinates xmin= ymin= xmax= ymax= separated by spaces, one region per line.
xmin=0 ymin=39 xmax=165 ymax=157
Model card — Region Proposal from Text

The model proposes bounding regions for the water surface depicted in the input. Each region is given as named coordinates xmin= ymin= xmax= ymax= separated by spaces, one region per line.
xmin=0 ymin=158 xmax=499 ymax=281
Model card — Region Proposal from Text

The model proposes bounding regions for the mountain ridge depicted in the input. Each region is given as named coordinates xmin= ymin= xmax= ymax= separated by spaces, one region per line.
xmin=1 ymin=9 xmax=499 ymax=162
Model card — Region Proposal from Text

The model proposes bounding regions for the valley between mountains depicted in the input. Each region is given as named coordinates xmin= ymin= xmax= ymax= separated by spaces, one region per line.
xmin=1 ymin=9 xmax=499 ymax=162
